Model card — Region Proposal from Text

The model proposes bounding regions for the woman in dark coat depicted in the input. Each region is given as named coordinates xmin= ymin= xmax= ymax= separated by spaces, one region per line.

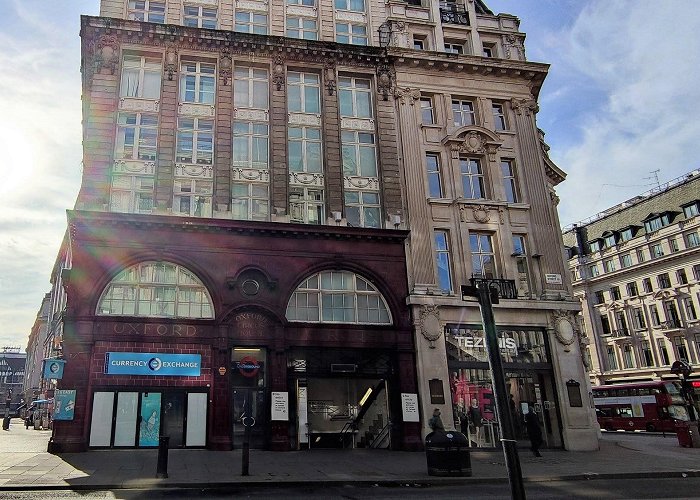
xmin=525 ymin=406 xmax=543 ymax=457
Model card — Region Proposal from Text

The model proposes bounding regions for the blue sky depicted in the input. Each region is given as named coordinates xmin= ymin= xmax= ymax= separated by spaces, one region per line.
xmin=1 ymin=0 xmax=699 ymax=348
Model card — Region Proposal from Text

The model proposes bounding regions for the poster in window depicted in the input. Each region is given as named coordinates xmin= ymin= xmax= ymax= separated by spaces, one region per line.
xmin=429 ymin=378 xmax=445 ymax=405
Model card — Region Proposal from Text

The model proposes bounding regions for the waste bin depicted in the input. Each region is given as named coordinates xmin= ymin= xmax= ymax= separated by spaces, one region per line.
xmin=676 ymin=421 xmax=700 ymax=448
xmin=425 ymin=431 xmax=471 ymax=476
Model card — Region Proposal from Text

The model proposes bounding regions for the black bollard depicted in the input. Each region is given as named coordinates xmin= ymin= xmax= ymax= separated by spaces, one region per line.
xmin=242 ymin=422 xmax=251 ymax=476
xmin=156 ymin=436 xmax=169 ymax=478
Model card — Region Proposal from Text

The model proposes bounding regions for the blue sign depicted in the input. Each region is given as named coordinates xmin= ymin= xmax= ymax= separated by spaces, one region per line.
xmin=53 ymin=390 xmax=76 ymax=421
xmin=104 ymin=352 xmax=201 ymax=376
xmin=43 ymin=359 xmax=65 ymax=380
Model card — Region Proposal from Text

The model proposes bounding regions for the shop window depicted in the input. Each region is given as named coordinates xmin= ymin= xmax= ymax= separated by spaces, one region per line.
xmin=286 ymin=271 xmax=392 ymax=324
xmin=97 ymin=261 xmax=214 ymax=318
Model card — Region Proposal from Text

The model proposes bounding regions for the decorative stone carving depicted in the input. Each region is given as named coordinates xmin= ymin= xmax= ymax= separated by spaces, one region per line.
xmin=286 ymin=5 xmax=316 ymax=16
xmin=376 ymin=63 xmax=394 ymax=101
xmin=178 ymin=103 xmax=216 ymax=116
xmin=344 ymin=176 xmax=380 ymax=190
xmin=232 ymin=168 xmax=269 ymax=182
xmin=119 ymin=98 xmax=160 ymax=112
xmin=234 ymin=108 xmax=268 ymax=121
xmin=220 ymin=49 xmax=232 ymax=85
xmin=272 ymin=55 xmax=285 ymax=91
xmin=236 ymin=0 xmax=268 ymax=12
xmin=511 ymin=97 xmax=539 ymax=116
xmin=165 ymin=45 xmax=178 ymax=81
xmin=471 ymin=205 xmax=490 ymax=223
xmin=114 ymin=160 xmax=156 ymax=174
xmin=289 ymin=172 xmax=324 ymax=187
xmin=95 ymin=35 xmax=120 ymax=75
xmin=502 ymin=34 xmax=525 ymax=60
xmin=393 ymin=87 xmax=421 ymax=105
xmin=288 ymin=113 xmax=322 ymax=126
xmin=443 ymin=128 xmax=502 ymax=162
xmin=340 ymin=117 xmax=375 ymax=130
xmin=418 ymin=305 xmax=442 ymax=348
xmin=458 ymin=204 xmax=504 ymax=224
xmin=551 ymin=310 xmax=577 ymax=350
xmin=336 ymin=11 xmax=366 ymax=23
xmin=175 ymin=164 xmax=214 ymax=178
xmin=324 ymin=59 xmax=336 ymax=96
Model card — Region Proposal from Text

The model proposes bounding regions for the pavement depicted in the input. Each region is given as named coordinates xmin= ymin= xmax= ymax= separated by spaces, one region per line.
xmin=0 ymin=418 xmax=699 ymax=490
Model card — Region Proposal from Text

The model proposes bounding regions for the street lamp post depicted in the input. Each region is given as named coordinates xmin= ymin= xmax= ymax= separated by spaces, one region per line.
xmin=462 ymin=282 xmax=526 ymax=500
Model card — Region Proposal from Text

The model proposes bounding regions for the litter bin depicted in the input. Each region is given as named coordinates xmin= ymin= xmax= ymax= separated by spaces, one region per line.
xmin=676 ymin=421 xmax=700 ymax=448
xmin=425 ymin=431 xmax=471 ymax=476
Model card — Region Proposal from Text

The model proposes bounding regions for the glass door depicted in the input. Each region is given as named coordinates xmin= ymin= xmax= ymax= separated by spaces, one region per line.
xmin=162 ymin=392 xmax=185 ymax=447
xmin=231 ymin=348 xmax=268 ymax=449
xmin=139 ymin=392 xmax=161 ymax=447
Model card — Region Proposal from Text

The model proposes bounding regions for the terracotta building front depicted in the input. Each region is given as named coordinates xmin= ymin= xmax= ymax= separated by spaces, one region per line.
xmin=49 ymin=210 xmax=419 ymax=452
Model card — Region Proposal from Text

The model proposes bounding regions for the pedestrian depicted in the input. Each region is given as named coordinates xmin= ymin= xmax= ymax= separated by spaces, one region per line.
xmin=525 ymin=406 xmax=543 ymax=457
xmin=428 ymin=408 xmax=445 ymax=433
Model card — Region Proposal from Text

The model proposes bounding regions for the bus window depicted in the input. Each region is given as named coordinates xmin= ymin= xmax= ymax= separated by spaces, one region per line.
xmin=618 ymin=406 xmax=634 ymax=418
xmin=668 ymin=405 xmax=689 ymax=422
xmin=664 ymin=383 xmax=681 ymax=395
xmin=597 ymin=407 xmax=613 ymax=418
xmin=638 ymin=388 xmax=650 ymax=396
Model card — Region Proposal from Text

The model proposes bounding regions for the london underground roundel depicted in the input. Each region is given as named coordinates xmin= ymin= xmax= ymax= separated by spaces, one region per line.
xmin=237 ymin=356 xmax=260 ymax=378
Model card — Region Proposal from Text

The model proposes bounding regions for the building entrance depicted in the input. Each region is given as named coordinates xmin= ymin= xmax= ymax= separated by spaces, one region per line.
xmin=231 ymin=348 xmax=268 ymax=449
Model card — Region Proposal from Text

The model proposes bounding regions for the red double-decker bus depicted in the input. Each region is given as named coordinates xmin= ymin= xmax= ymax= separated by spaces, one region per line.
xmin=593 ymin=381 xmax=689 ymax=432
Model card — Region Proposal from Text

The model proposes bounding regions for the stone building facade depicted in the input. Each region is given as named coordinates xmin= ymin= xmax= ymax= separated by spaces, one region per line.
xmin=39 ymin=0 xmax=598 ymax=452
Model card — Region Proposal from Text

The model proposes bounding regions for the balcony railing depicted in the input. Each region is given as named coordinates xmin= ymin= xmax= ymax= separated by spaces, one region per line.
xmin=440 ymin=5 xmax=469 ymax=25
xmin=469 ymin=277 xmax=518 ymax=299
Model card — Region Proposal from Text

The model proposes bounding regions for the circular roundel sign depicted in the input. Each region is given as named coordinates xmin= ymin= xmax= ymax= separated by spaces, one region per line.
xmin=237 ymin=356 xmax=260 ymax=378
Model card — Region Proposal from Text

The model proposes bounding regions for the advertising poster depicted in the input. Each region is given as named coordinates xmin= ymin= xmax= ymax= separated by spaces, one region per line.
xmin=271 ymin=392 xmax=289 ymax=421
xmin=53 ymin=390 xmax=76 ymax=421
xmin=401 ymin=393 xmax=420 ymax=422
xmin=139 ymin=393 xmax=161 ymax=447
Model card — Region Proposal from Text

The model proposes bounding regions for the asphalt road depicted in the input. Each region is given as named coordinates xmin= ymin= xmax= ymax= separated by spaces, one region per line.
xmin=1 ymin=478 xmax=700 ymax=500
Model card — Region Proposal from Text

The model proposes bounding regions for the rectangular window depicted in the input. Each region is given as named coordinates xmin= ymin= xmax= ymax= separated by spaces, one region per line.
xmin=636 ymin=248 xmax=646 ymax=263
xmin=115 ymin=112 xmax=158 ymax=161
xmin=622 ymin=344 xmax=634 ymax=369
xmin=589 ymin=265 xmax=599 ymax=278
xmin=683 ymin=203 xmax=699 ymax=219
xmin=127 ymin=0 xmax=165 ymax=23
xmin=336 ymin=23 xmax=368 ymax=45
xmin=615 ymin=311 xmax=628 ymax=332
xmin=288 ymin=0 xmax=316 ymax=5
xmin=287 ymin=16 xmax=318 ymax=40
xmin=434 ymin=231 xmax=453 ymax=293
xmin=233 ymin=66 xmax=269 ymax=109
xmin=338 ymin=77 xmax=372 ymax=118
xmin=444 ymin=42 xmax=464 ymax=54
xmin=452 ymin=99 xmax=475 ymax=127
xmin=674 ymin=337 xmax=689 ymax=362
xmin=620 ymin=254 xmax=632 ymax=268
xmin=179 ymin=62 xmax=215 ymax=104
xmin=664 ymin=301 xmax=681 ymax=327
xmin=232 ymin=122 xmax=269 ymax=169
xmin=469 ymin=233 xmax=496 ymax=278
xmin=642 ymin=277 xmax=653 ymax=293
xmin=603 ymin=259 xmax=615 ymax=273
xmin=232 ymin=182 xmax=269 ymax=221
xmin=288 ymin=127 xmax=322 ymax=173
xmin=482 ymin=43 xmax=495 ymax=57
xmin=289 ymin=187 xmax=324 ymax=224
xmin=183 ymin=4 xmax=217 ymax=28
xmin=657 ymin=273 xmax=671 ymax=289
xmin=110 ymin=175 xmax=154 ymax=214
xmin=235 ymin=11 xmax=268 ymax=34
xmin=120 ymin=54 xmax=161 ymax=99
xmin=626 ymin=281 xmax=638 ymax=297
xmin=620 ymin=228 xmax=634 ymax=241
xmin=173 ymin=179 xmax=213 ymax=217
xmin=684 ymin=297 xmax=698 ymax=321
xmin=492 ymin=103 xmax=506 ymax=131
xmin=695 ymin=264 xmax=700 ymax=281
xmin=603 ymin=234 xmax=616 ymax=248
xmin=601 ymin=315 xmax=611 ymax=334
xmin=651 ymin=243 xmax=664 ymax=258
xmin=512 ymin=235 xmax=526 ymax=256
xmin=335 ymin=0 xmax=365 ymax=11
xmin=344 ymin=191 xmax=380 ymax=228
xmin=632 ymin=307 xmax=646 ymax=329
xmin=594 ymin=290 xmax=605 ymax=304
xmin=177 ymin=117 xmax=213 ymax=165
xmin=426 ymin=153 xmax=442 ymax=198
xmin=641 ymin=341 xmax=654 ymax=367
xmin=677 ymin=268 xmax=688 ymax=285
xmin=670 ymin=238 xmax=679 ymax=253
xmin=501 ymin=159 xmax=519 ymax=203
xmin=606 ymin=346 xmax=618 ymax=370
xmin=657 ymin=339 xmax=670 ymax=365
xmin=644 ymin=214 xmax=671 ymax=233
xmin=420 ymin=97 xmax=435 ymax=124
xmin=649 ymin=304 xmax=660 ymax=326
xmin=610 ymin=286 xmax=621 ymax=300
xmin=460 ymin=157 xmax=485 ymax=199
xmin=287 ymin=72 xmax=321 ymax=113
xmin=686 ymin=232 xmax=700 ymax=248
xmin=341 ymin=131 xmax=377 ymax=177
xmin=413 ymin=37 xmax=425 ymax=50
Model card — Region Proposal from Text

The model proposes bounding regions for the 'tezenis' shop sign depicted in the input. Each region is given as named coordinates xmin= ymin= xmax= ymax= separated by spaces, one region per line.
xmin=104 ymin=352 xmax=201 ymax=376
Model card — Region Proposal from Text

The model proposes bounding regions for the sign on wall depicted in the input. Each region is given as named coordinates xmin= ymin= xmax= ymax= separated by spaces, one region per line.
xmin=43 ymin=359 xmax=66 ymax=380
xmin=271 ymin=392 xmax=289 ymax=421
xmin=545 ymin=274 xmax=563 ymax=285
xmin=104 ymin=352 xmax=201 ymax=376
xmin=53 ymin=390 xmax=76 ymax=421
xmin=401 ymin=393 xmax=420 ymax=422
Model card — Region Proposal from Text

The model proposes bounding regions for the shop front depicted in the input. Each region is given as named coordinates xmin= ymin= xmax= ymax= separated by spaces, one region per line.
xmin=445 ymin=324 xmax=563 ymax=449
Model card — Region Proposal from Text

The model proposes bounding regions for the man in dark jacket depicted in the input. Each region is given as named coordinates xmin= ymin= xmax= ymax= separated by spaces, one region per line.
xmin=525 ymin=406 xmax=543 ymax=457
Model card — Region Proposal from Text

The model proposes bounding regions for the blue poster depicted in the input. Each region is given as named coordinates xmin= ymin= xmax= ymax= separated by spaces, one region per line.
xmin=104 ymin=352 xmax=201 ymax=376
xmin=43 ymin=359 xmax=66 ymax=379
xmin=139 ymin=393 xmax=161 ymax=447
xmin=53 ymin=390 xmax=76 ymax=421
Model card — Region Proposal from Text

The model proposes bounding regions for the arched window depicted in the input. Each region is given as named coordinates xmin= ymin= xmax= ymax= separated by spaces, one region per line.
xmin=97 ymin=261 xmax=214 ymax=319
xmin=286 ymin=270 xmax=391 ymax=324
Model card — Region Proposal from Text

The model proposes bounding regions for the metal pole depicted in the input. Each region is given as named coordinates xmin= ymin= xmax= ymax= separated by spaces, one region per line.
xmin=475 ymin=284 xmax=526 ymax=500
xmin=156 ymin=436 xmax=169 ymax=478
xmin=242 ymin=388 xmax=252 ymax=476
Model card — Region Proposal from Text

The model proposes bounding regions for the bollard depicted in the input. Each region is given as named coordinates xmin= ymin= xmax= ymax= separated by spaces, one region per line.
xmin=2 ymin=417 xmax=10 ymax=431
xmin=156 ymin=436 xmax=169 ymax=478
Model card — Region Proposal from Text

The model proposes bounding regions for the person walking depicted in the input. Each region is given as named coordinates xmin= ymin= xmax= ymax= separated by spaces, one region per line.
xmin=428 ymin=408 xmax=445 ymax=433
xmin=525 ymin=406 xmax=543 ymax=457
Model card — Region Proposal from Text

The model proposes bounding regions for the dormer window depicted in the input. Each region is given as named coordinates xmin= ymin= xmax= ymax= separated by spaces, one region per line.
xmin=619 ymin=227 xmax=636 ymax=242
xmin=602 ymin=232 xmax=617 ymax=249
xmin=643 ymin=212 xmax=674 ymax=233
xmin=588 ymin=239 xmax=602 ymax=253
xmin=682 ymin=201 xmax=699 ymax=219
